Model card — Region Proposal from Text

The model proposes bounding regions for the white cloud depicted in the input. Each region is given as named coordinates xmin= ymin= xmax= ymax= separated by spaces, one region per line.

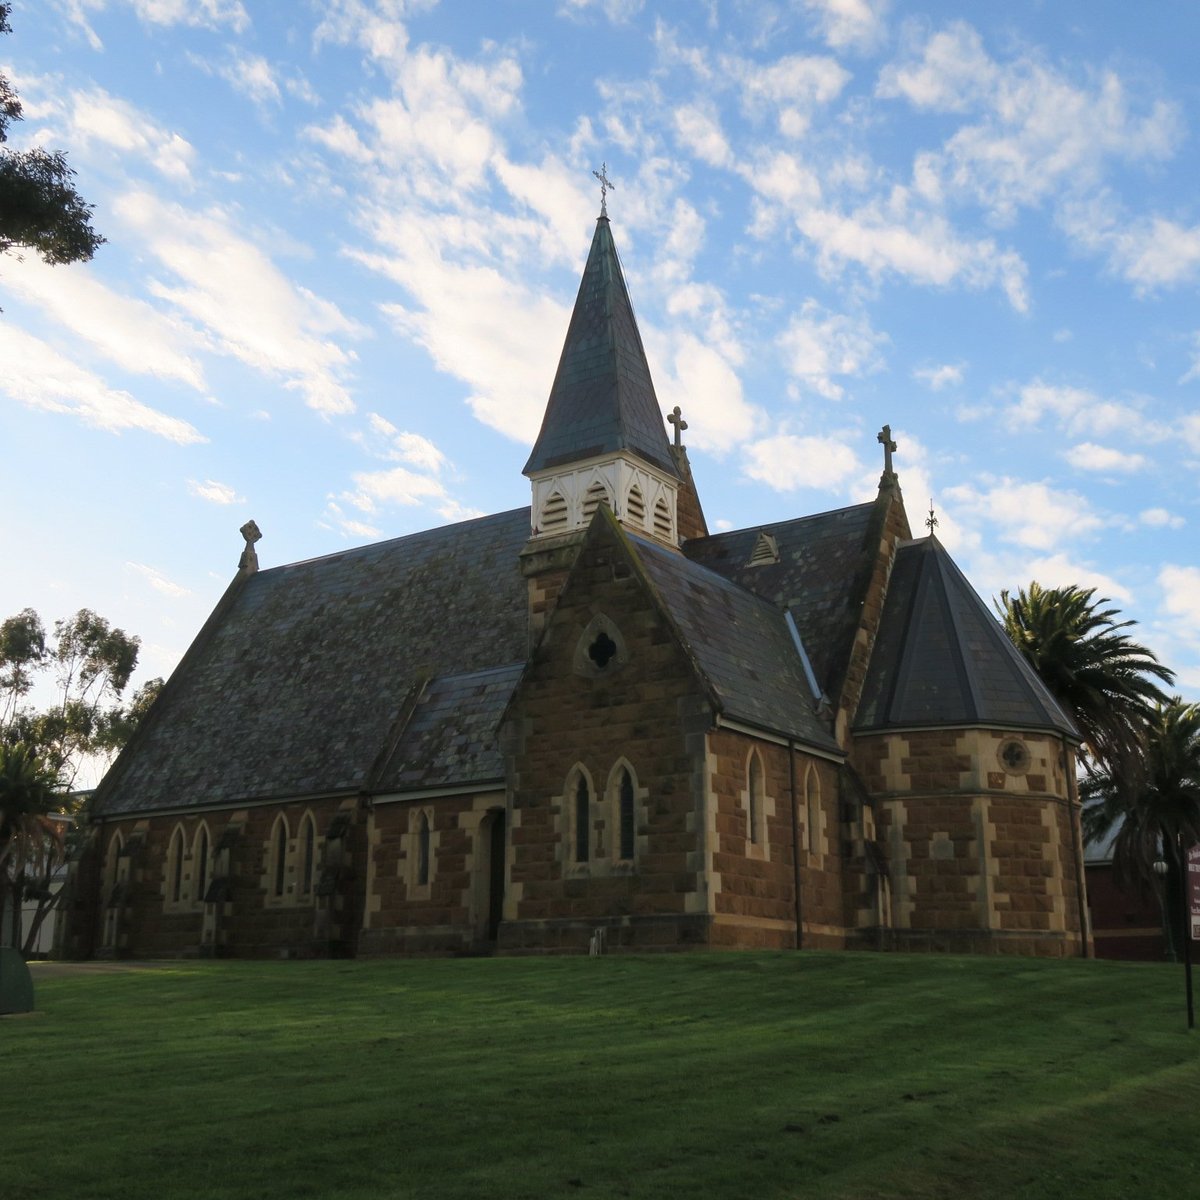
xmin=0 ymin=256 xmax=206 ymax=391
xmin=913 ymin=363 xmax=963 ymax=390
xmin=66 ymin=87 xmax=196 ymax=182
xmin=59 ymin=0 xmax=249 ymax=45
xmin=803 ymin=0 xmax=890 ymax=53
xmin=646 ymin=331 xmax=759 ymax=453
xmin=793 ymin=200 xmax=1029 ymax=311
xmin=126 ymin=561 xmax=192 ymax=598
xmin=673 ymin=104 xmax=734 ymax=168
xmin=1159 ymin=565 xmax=1200 ymax=628
xmin=1180 ymin=411 xmax=1200 ymax=450
xmin=1063 ymin=443 xmax=1147 ymax=473
xmin=777 ymin=301 xmax=887 ymax=400
xmin=558 ymin=0 xmax=644 ymax=23
xmin=188 ymin=479 xmax=244 ymax=505
xmin=115 ymin=191 xmax=363 ymax=416
xmin=0 ymin=326 xmax=205 ymax=445
xmin=879 ymin=22 xmax=1181 ymax=223
xmin=1140 ymin=508 xmax=1184 ymax=529
xmin=743 ymin=434 xmax=863 ymax=491
xmin=217 ymin=50 xmax=282 ymax=108
xmin=944 ymin=479 xmax=1104 ymax=551
xmin=1060 ymin=199 xmax=1200 ymax=293
xmin=1005 ymin=380 xmax=1168 ymax=442
xmin=729 ymin=53 xmax=850 ymax=136
xmin=1019 ymin=553 xmax=1134 ymax=605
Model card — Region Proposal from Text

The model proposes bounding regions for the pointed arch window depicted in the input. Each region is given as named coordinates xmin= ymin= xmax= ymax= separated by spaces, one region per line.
xmin=805 ymin=765 xmax=821 ymax=855
xmin=540 ymin=490 xmax=569 ymax=533
xmin=194 ymin=824 xmax=210 ymax=902
xmin=167 ymin=825 xmax=186 ymax=905
xmin=618 ymin=767 xmax=636 ymax=861
xmin=104 ymin=831 xmax=125 ymax=900
xmin=582 ymin=481 xmax=611 ymax=523
xmin=271 ymin=816 xmax=289 ymax=899
xmin=417 ymin=812 xmax=431 ymax=887
xmin=300 ymin=813 xmax=317 ymax=896
xmin=574 ymin=773 xmax=591 ymax=864
xmin=748 ymin=751 xmax=765 ymax=847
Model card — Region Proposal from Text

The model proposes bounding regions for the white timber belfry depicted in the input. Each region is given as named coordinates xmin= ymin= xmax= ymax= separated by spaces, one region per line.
xmin=529 ymin=451 xmax=679 ymax=546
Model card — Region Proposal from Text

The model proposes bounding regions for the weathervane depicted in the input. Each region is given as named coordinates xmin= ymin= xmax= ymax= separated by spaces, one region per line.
xmin=592 ymin=161 xmax=615 ymax=218
xmin=668 ymin=405 xmax=688 ymax=448
xmin=925 ymin=500 xmax=938 ymax=536
xmin=877 ymin=424 xmax=897 ymax=475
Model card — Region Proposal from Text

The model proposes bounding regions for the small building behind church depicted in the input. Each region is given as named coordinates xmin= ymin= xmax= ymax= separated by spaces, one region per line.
xmin=62 ymin=209 xmax=1092 ymax=961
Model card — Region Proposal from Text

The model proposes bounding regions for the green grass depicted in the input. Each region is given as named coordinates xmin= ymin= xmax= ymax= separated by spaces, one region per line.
xmin=4 ymin=953 xmax=1198 ymax=1199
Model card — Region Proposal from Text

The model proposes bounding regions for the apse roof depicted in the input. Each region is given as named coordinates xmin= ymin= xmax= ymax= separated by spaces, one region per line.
xmin=523 ymin=216 xmax=678 ymax=478
xmin=855 ymin=537 xmax=1079 ymax=737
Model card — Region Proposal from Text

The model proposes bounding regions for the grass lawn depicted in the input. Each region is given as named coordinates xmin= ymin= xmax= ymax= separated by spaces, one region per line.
xmin=4 ymin=952 xmax=1198 ymax=1199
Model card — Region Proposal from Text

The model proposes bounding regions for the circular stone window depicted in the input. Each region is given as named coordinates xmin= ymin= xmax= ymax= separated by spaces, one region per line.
xmin=998 ymin=739 xmax=1031 ymax=774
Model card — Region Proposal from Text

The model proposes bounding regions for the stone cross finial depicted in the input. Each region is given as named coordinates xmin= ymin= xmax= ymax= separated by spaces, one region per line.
xmin=925 ymin=500 xmax=939 ymax=536
xmin=668 ymin=405 xmax=688 ymax=448
xmin=592 ymin=162 xmax=615 ymax=218
xmin=877 ymin=424 xmax=897 ymax=475
xmin=238 ymin=519 xmax=262 ymax=573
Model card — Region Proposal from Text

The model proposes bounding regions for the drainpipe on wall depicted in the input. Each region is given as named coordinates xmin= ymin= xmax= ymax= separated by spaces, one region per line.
xmin=789 ymin=741 xmax=804 ymax=950
xmin=1062 ymin=737 xmax=1091 ymax=959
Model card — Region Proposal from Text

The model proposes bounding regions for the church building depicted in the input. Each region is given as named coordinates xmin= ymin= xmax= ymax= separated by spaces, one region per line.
xmin=64 ymin=207 xmax=1092 ymax=960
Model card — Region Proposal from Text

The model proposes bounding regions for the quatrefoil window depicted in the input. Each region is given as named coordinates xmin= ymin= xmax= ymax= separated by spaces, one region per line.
xmin=573 ymin=614 xmax=627 ymax=678
xmin=999 ymin=739 xmax=1031 ymax=774
xmin=588 ymin=632 xmax=618 ymax=669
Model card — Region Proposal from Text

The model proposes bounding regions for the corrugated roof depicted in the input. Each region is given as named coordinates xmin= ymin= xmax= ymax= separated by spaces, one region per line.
xmin=523 ymin=217 xmax=679 ymax=478
xmin=682 ymin=504 xmax=876 ymax=697
xmin=630 ymin=533 xmax=840 ymax=754
xmin=94 ymin=509 xmax=532 ymax=815
xmin=854 ymin=537 xmax=1079 ymax=737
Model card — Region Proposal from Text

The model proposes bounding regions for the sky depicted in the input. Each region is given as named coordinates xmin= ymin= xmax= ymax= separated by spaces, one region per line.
xmin=2 ymin=0 xmax=1198 ymax=749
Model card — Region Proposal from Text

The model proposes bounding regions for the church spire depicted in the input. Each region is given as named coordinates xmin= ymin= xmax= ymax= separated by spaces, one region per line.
xmin=523 ymin=214 xmax=679 ymax=480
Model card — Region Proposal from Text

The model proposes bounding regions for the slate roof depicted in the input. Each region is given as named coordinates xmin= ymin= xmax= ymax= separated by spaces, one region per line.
xmin=629 ymin=532 xmax=841 ymax=754
xmin=682 ymin=504 xmax=877 ymax=697
xmin=854 ymin=537 xmax=1079 ymax=737
xmin=523 ymin=217 xmax=679 ymax=478
xmin=372 ymin=664 xmax=524 ymax=793
xmin=94 ymin=509 xmax=532 ymax=816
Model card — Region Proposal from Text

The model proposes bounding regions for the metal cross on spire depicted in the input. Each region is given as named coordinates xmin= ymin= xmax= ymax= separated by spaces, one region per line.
xmin=925 ymin=500 xmax=939 ymax=536
xmin=592 ymin=161 xmax=615 ymax=218
xmin=877 ymin=424 xmax=897 ymax=475
xmin=667 ymin=405 xmax=688 ymax=448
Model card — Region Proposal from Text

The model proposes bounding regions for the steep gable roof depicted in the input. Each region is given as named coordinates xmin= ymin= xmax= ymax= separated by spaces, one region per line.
xmin=523 ymin=217 xmax=678 ymax=478
xmin=94 ymin=509 xmax=532 ymax=816
xmin=855 ymin=537 xmax=1079 ymax=737
xmin=631 ymin=533 xmax=839 ymax=753
xmin=682 ymin=503 xmax=877 ymax=697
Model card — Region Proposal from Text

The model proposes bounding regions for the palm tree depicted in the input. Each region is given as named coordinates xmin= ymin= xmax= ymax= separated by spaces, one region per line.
xmin=1081 ymin=700 xmax=1200 ymax=957
xmin=0 ymin=741 xmax=62 ymax=950
xmin=997 ymin=583 xmax=1174 ymax=779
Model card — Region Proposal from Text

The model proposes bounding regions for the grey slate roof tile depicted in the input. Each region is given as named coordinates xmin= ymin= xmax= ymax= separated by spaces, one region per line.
xmin=523 ymin=218 xmax=679 ymax=478
xmin=95 ymin=509 xmax=532 ymax=816
xmin=855 ymin=537 xmax=1079 ymax=736
xmin=373 ymin=664 xmax=524 ymax=793
xmin=630 ymin=534 xmax=840 ymax=754
xmin=682 ymin=504 xmax=876 ymax=696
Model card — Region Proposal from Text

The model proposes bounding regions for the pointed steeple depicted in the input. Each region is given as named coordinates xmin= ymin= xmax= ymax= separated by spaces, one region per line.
xmin=524 ymin=217 xmax=679 ymax=479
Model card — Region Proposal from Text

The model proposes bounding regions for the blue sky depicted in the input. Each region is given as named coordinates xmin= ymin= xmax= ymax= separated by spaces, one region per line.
xmin=2 ymin=0 xmax=1198 ymax=737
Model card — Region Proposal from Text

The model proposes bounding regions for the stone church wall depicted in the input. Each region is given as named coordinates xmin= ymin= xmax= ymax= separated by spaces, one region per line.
xmin=80 ymin=797 xmax=358 ymax=959
xmin=503 ymin=528 xmax=712 ymax=953
xmin=853 ymin=728 xmax=1088 ymax=957
xmin=705 ymin=730 xmax=846 ymax=950
xmin=359 ymin=790 xmax=506 ymax=956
